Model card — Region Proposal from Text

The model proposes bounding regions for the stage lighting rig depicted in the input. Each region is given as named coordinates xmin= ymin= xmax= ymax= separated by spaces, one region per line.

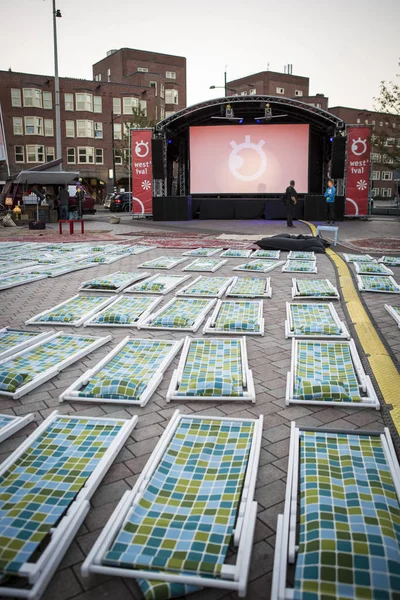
xmin=211 ymin=104 xmax=244 ymax=122
xmin=254 ymin=103 xmax=288 ymax=122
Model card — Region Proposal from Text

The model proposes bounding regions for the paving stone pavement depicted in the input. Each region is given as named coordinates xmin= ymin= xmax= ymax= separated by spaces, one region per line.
xmin=0 ymin=245 xmax=392 ymax=600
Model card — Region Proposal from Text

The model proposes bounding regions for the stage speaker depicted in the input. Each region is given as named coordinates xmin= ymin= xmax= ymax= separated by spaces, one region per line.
xmin=331 ymin=137 xmax=346 ymax=179
xmin=152 ymin=196 xmax=192 ymax=221
xmin=304 ymin=195 xmax=326 ymax=221
xmin=152 ymin=139 xmax=165 ymax=179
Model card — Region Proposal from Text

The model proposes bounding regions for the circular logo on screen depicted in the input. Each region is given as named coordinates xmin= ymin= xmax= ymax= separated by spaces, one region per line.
xmin=135 ymin=141 xmax=150 ymax=158
xmin=229 ymin=136 xmax=267 ymax=182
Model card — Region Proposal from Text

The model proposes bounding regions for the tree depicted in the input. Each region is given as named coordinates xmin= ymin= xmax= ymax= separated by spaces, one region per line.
xmin=373 ymin=67 xmax=400 ymax=176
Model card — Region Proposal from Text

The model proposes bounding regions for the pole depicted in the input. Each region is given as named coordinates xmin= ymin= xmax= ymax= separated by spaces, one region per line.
xmin=111 ymin=110 xmax=117 ymax=191
xmin=224 ymin=70 xmax=227 ymax=97
xmin=0 ymin=103 xmax=10 ymax=178
xmin=52 ymin=0 xmax=62 ymax=166
xmin=129 ymin=129 xmax=132 ymax=213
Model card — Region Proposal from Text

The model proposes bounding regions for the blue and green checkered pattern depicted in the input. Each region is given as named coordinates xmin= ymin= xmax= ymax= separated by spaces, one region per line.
xmin=128 ymin=275 xmax=187 ymax=294
xmin=0 ymin=273 xmax=44 ymax=289
xmin=285 ymin=260 xmax=316 ymax=273
xmin=296 ymin=279 xmax=337 ymax=298
xmin=237 ymin=260 xmax=277 ymax=272
xmin=220 ymin=249 xmax=252 ymax=258
xmin=184 ymin=259 xmax=224 ymax=272
xmin=228 ymin=277 xmax=267 ymax=298
xmin=294 ymin=431 xmax=400 ymax=600
xmin=251 ymin=250 xmax=280 ymax=259
xmin=176 ymin=339 xmax=244 ymax=397
xmin=0 ymin=414 xmax=15 ymax=432
xmin=290 ymin=304 xmax=341 ymax=336
xmin=179 ymin=277 xmax=229 ymax=297
xmin=359 ymin=275 xmax=400 ymax=293
xmin=183 ymin=248 xmax=220 ymax=256
xmin=79 ymin=339 xmax=176 ymax=401
xmin=214 ymin=301 xmax=260 ymax=332
xmin=356 ymin=262 xmax=389 ymax=275
xmin=150 ymin=299 xmax=210 ymax=329
xmin=345 ymin=254 xmax=373 ymax=263
xmin=92 ymin=296 xmax=153 ymax=325
xmin=294 ymin=341 xmax=361 ymax=403
xmin=36 ymin=296 xmax=109 ymax=323
xmin=103 ymin=417 xmax=254 ymax=582
xmin=0 ymin=329 xmax=44 ymax=354
xmin=81 ymin=272 xmax=142 ymax=291
xmin=0 ymin=416 xmax=125 ymax=574
xmin=138 ymin=579 xmax=201 ymax=599
xmin=380 ymin=256 xmax=400 ymax=266
xmin=289 ymin=252 xmax=315 ymax=260
xmin=140 ymin=257 xmax=185 ymax=269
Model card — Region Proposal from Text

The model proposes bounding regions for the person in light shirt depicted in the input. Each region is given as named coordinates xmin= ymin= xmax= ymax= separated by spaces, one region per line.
xmin=324 ymin=179 xmax=336 ymax=224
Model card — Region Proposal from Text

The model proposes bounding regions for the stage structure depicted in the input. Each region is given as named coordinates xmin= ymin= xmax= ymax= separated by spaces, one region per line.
xmin=151 ymin=96 xmax=346 ymax=220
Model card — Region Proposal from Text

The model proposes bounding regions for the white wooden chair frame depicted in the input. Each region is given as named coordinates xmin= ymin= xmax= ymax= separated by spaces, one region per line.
xmin=183 ymin=258 xmax=228 ymax=272
xmin=83 ymin=295 xmax=163 ymax=328
xmin=233 ymin=260 xmax=284 ymax=273
xmin=25 ymin=294 xmax=116 ymax=327
xmin=203 ymin=300 xmax=264 ymax=336
xmin=284 ymin=302 xmax=350 ymax=339
xmin=0 ymin=328 xmax=54 ymax=361
xmin=182 ymin=248 xmax=223 ymax=256
xmin=385 ymin=304 xmax=400 ymax=329
xmin=378 ymin=256 xmax=400 ymax=266
xmin=291 ymin=278 xmax=339 ymax=300
xmin=0 ymin=412 xmax=34 ymax=443
xmin=226 ymin=276 xmax=272 ymax=298
xmin=176 ymin=275 xmax=234 ymax=298
xmin=356 ymin=274 xmax=400 ymax=294
xmin=125 ymin=273 xmax=191 ymax=295
xmin=343 ymin=253 xmax=373 ymax=263
xmin=282 ymin=260 xmax=317 ymax=274
xmin=79 ymin=271 xmax=150 ymax=293
xmin=137 ymin=256 xmax=188 ymax=269
xmin=0 ymin=273 xmax=48 ymax=291
xmin=138 ymin=297 xmax=217 ymax=332
xmin=250 ymin=250 xmax=281 ymax=259
xmin=354 ymin=262 xmax=393 ymax=276
xmin=287 ymin=251 xmax=316 ymax=261
xmin=220 ymin=249 xmax=253 ymax=258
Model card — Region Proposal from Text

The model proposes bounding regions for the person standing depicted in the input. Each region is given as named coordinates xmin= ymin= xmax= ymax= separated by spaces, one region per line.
xmin=324 ymin=178 xmax=336 ymax=224
xmin=57 ymin=185 xmax=69 ymax=220
xmin=75 ymin=185 xmax=85 ymax=218
xmin=285 ymin=180 xmax=298 ymax=228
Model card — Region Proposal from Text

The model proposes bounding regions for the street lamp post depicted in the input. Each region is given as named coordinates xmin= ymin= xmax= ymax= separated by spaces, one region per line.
xmin=110 ymin=110 xmax=121 ymax=192
xmin=52 ymin=0 xmax=62 ymax=165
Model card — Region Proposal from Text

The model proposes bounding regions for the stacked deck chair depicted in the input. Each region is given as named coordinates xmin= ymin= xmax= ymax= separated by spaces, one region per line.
xmin=138 ymin=256 xmax=188 ymax=270
xmin=84 ymin=295 xmax=162 ymax=327
xmin=203 ymin=300 xmax=264 ymax=335
xmin=233 ymin=259 xmax=284 ymax=273
xmin=78 ymin=254 xmax=123 ymax=265
xmin=0 ymin=410 xmax=137 ymax=599
xmin=0 ymin=327 xmax=53 ymax=360
xmin=0 ymin=332 xmax=109 ymax=399
xmin=23 ymin=262 xmax=95 ymax=278
xmin=138 ymin=297 xmax=216 ymax=332
xmin=0 ymin=412 xmax=34 ymax=443
xmin=82 ymin=409 xmax=262 ymax=599
xmin=0 ymin=272 xmax=48 ymax=291
xmin=283 ymin=260 xmax=317 ymax=274
xmin=385 ymin=304 xmax=400 ymax=329
xmin=292 ymin=278 xmax=339 ymax=300
xmin=220 ymin=249 xmax=252 ymax=258
xmin=182 ymin=247 xmax=223 ymax=256
xmin=272 ymin=423 xmax=400 ymax=600
xmin=287 ymin=251 xmax=316 ymax=261
xmin=285 ymin=303 xmax=350 ymax=339
xmin=110 ymin=245 xmax=156 ymax=255
xmin=379 ymin=255 xmax=400 ymax=267
xmin=60 ymin=337 xmax=183 ymax=406
xmin=343 ymin=253 xmax=373 ymax=263
xmin=357 ymin=275 xmax=400 ymax=294
xmin=251 ymin=249 xmax=281 ymax=259
xmin=1 ymin=260 xmax=39 ymax=275
xmin=354 ymin=262 xmax=393 ymax=276
xmin=176 ymin=276 xmax=233 ymax=298
xmin=183 ymin=258 xmax=228 ymax=272
xmin=286 ymin=339 xmax=379 ymax=409
xmin=80 ymin=271 xmax=149 ymax=293
xmin=26 ymin=294 xmax=115 ymax=326
xmin=226 ymin=276 xmax=272 ymax=298
xmin=125 ymin=274 xmax=191 ymax=295
xmin=167 ymin=337 xmax=255 ymax=402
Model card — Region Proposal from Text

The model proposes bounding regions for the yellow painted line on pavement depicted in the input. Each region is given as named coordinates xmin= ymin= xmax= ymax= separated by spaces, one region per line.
xmin=302 ymin=220 xmax=400 ymax=425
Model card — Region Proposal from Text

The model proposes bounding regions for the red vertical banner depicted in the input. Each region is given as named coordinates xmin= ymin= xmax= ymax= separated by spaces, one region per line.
xmin=345 ymin=126 xmax=371 ymax=216
xmin=131 ymin=129 xmax=153 ymax=214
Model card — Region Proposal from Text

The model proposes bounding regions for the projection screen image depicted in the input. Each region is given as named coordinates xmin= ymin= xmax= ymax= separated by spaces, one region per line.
xmin=190 ymin=124 xmax=309 ymax=194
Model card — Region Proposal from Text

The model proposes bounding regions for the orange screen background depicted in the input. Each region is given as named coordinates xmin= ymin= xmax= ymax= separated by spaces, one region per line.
xmin=189 ymin=124 xmax=309 ymax=194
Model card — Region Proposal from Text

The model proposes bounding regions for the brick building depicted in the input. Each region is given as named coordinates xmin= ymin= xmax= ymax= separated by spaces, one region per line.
xmin=227 ymin=70 xmax=309 ymax=99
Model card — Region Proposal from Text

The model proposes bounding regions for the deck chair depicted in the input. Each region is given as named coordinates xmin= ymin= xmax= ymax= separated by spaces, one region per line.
xmin=220 ymin=249 xmax=252 ymax=258
xmin=0 ymin=327 xmax=54 ymax=361
xmin=285 ymin=303 xmax=350 ymax=339
xmin=354 ymin=262 xmax=393 ymax=276
xmin=0 ymin=413 xmax=34 ymax=443
xmin=84 ymin=295 xmax=162 ymax=327
xmin=385 ymin=304 xmax=400 ymax=329
xmin=167 ymin=337 xmax=255 ymax=402
xmin=183 ymin=258 xmax=228 ymax=272
xmin=251 ymin=249 xmax=281 ymax=259
xmin=287 ymin=251 xmax=316 ymax=261
xmin=233 ymin=259 xmax=284 ymax=273
xmin=0 ymin=331 xmax=109 ymax=399
xmin=0 ymin=272 xmax=48 ymax=291
xmin=226 ymin=276 xmax=272 ymax=298
xmin=22 ymin=262 xmax=96 ymax=278
xmin=109 ymin=245 xmax=156 ymax=255
xmin=26 ymin=294 xmax=115 ymax=326
xmin=0 ymin=261 xmax=39 ymax=275
xmin=343 ymin=253 xmax=373 ymax=263
xmin=203 ymin=300 xmax=264 ymax=335
xmin=283 ymin=260 xmax=318 ymax=274
xmin=0 ymin=410 xmax=137 ymax=600
xmin=82 ymin=409 xmax=262 ymax=599
xmin=272 ymin=423 xmax=400 ymax=600
xmin=138 ymin=256 xmax=188 ymax=269
xmin=182 ymin=247 xmax=223 ymax=256
xmin=176 ymin=276 xmax=233 ymax=298
xmin=79 ymin=271 xmax=149 ymax=293
xmin=292 ymin=278 xmax=339 ymax=300
xmin=357 ymin=274 xmax=400 ymax=294
xmin=286 ymin=339 xmax=379 ymax=409
xmin=378 ymin=255 xmax=400 ymax=266
xmin=125 ymin=273 xmax=191 ymax=295
xmin=138 ymin=297 xmax=216 ymax=332
xmin=60 ymin=337 xmax=183 ymax=406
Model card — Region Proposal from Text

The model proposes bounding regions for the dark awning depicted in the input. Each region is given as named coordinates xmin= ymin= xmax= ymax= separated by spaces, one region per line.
xmin=14 ymin=171 xmax=79 ymax=185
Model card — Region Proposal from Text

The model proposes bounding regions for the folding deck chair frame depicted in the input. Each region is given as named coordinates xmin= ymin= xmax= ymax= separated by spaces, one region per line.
xmin=271 ymin=423 xmax=400 ymax=600
xmin=287 ymin=251 xmax=316 ymax=261
xmin=176 ymin=275 xmax=234 ymax=298
xmin=343 ymin=253 xmax=373 ymax=263
xmin=291 ymin=278 xmax=339 ymax=300
xmin=60 ymin=336 xmax=184 ymax=406
xmin=356 ymin=274 xmax=400 ymax=294
xmin=220 ymin=249 xmax=253 ymax=258
xmin=233 ymin=260 xmax=284 ymax=273
xmin=79 ymin=271 xmax=149 ymax=293
xmin=25 ymin=294 xmax=116 ymax=327
xmin=282 ymin=260 xmax=318 ymax=274
xmin=285 ymin=338 xmax=380 ymax=409
xmin=0 ymin=331 xmax=110 ymax=399
xmin=385 ymin=304 xmax=400 ymax=329
xmin=81 ymin=409 xmax=263 ymax=597
xmin=0 ymin=412 xmax=34 ymax=443
xmin=250 ymin=250 xmax=281 ymax=259
xmin=226 ymin=276 xmax=272 ymax=298
xmin=0 ymin=410 xmax=137 ymax=600
xmin=166 ymin=337 xmax=256 ymax=402
xmin=284 ymin=302 xmax=350 ymax=339
xmin=0 ymin=272 xmax=48 ymax=291
xmin=22 ymin=262 xmax=96 ymax=278
xmin=138 ymin=297 xmax=217 ymax=332
xmin=203 ymin=299 xmax=264 ymax=336
xmin=137 ymin=256 xmax=188 ymax=269
xmin=0 ymin=327 xmax=54 ymax=361
xmin=183 ymin=258 xmax=228 ymax=272
xmin=182 ymin=247 xmax=223 ymax=256
xmin=83 ymin=295 xmax=163 ymax=327
xmin=124 ymin=273 xmax=191 ymax=295
xmin=78 ymin=254 xmax=124 ymax=265
xmin=378 ymin=256 xmax=400 ymax=266
xmin=354 ymin=262 xmax=393 ymax=276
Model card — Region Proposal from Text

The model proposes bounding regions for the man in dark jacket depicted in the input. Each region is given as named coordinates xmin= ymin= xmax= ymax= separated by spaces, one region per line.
xmin=284 ymin=180 xmax=298 ymax=228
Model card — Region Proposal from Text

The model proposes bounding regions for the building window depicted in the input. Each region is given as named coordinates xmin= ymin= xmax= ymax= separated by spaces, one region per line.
xmin=149 ymin=81 xmax=158 ymax=95
xmin=160 ymin=84 xmax=165 ymax=99
xmin=13 ymin=117 xmax=23 ymax=135
xmin=139 ymin=100 xmax=147 ymax=116
xmin=66 ymin=120 xmax=75 ymax=137
xmin=95 ymin=148 xmax=104 ymax=164
xmin=379 ymin=121 xmax=383 ymax=127
xmin=249 ymin=88 xmax=257 ymax=95
xmin=371 ymin=171 xmax=380 ymax=180
xmin=276 ymin=87 xmax=285 ymax=94
xmin=94 ymin=74 xmax=101 ymax=82
xmin=78 ymin=146 xmax=94 ymax=164
xmin=46 ymin=146 xmax=55 ymax=161
xmin=107 ymin=68 xmax=111 ymax=82
xmin=137 ymin=67 xmax=148 ymax=72
xmin=95 ymin=122 xmax=103 ymax=139
xmin=165 ymin=89 xmax=178 ymax=104
xmin=11 ymin=88 xmax=21 ymax=107
xmin=393 ymin=123 xmax=396 ymax=128
xmin=372 ymin=120 xmax=376 ymax=125
xmin=43 ymin=91 xmax=52 ymax=109
xmin=160 ymin=106 xmax=165 ymax=119
xmin=113 ymin=98 xmax=121 ymax=114
xmin=166 ymin=71 xmax=176 ymax=79
xmin=295 ymin=90 xmax=303 ymax=97
xmin=67 ymin=147 xmax=76 ymax=164
xmin=123 ymin=97 xmax=139 ymax=114
xmin=165 ymin=110 xmax=176 ymax=118
xmin=384 ymin=137 xmax=395 ymax=147
xmin=23 ymin=88 xmax=42 ymax=108
xmin=113 ymin=123 xmax=122 ymax=139
xmin=93 ymin=96 xmax=102 ymax=113
xmin=371 ymin=188 xmax=380 ymax=197
xmin=382 ymin=171 xmax=393 ymax=181
xmin=371 ymin=153 xmax=381 ymax=162
xmin=356 ymin=118 xmax=361 ymax=124
xmin=65 ymin=93 xmax=74 ymax=111
xmin=26 ymin=145 xmax=44 ymax=163
xmin=14 ymin=145 xmax=24 ymax=162
xmin=381 ymin=188 xmax=392 ymax=197
xmin=114 ymin=149 xmax=123 ymax=165
xmin=44 ymin=119 xmax=54 ymax=136
xmin=383 ymin=154 xmax=394 ymax=164
xmin=240 ymin=91 xmax=248 ymax=96
xmin=24 ymin=117 xmax=43 ymax=135
xmin=76 ymin=93 xmax=93 ymax=111
xmin=77 ymin=120 xmax=94 ymax=138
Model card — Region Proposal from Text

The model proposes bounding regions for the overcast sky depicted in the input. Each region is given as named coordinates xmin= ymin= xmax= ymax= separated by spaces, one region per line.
xmin=1 ymin=0 xmax=399 ymax=110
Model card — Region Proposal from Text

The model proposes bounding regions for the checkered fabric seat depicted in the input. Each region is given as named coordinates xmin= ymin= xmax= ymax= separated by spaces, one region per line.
xmin=294 ymin=341 xmax=361 ymax=402
xmin=356 ymin=262 xmax=390 ymax=275
xmin=379 ymin=256 xmax=400 ymax=266
xmin=139 ymin=257 xmax=186 ymax=269
xmin=290 ymin=304 xmax=341 ymax=336
xmin=150 ymin=298 xmax=210 ymax=328
xmin=176 ymin=339 xmax=244 ymax=397
xmin=288 ymin=251 xmax=315 ymax=260
xmin=0 ymin=329 xmax=44 ymax=353
xmin=284 ymin=260 xmax=316 ymax=272
xmin=0 ymin=415 xmax=126 ymax=575
xmin=183 ymin=248 xmax=222 ymax=256
xmin=220 ymin=249 xmax=252 ymax=258
xmin=179 ymin=277 xmax=229 ymax=296
xmin=214 ymin=301 xmax=260 ymax=332
xmin=127 ymin=274 xmax=188 ymax=294
xmin=35 ymin=296 xmax=109 ymax=323
xmin=184 ymin=259 xmax=225 ymax=271
xmin=293 ymin=430 xmax=400 ymax=600
xmin=228 ymin=277 xmax=268 ymax=297
xmin=359 ymin=275 xmax=400 ymax=293
xmin=0 ymin=273 xmax=46 ymax=289
xmin=343 ymin=253 xmax=373 ymax=263
xmin=296 ymin=279 xmax=338 ymax=298
xmin=91 ymin=297 xmax=152 ymax=325
xmin=236 ymin=260 xmax=277 ymax=272
xmin=81 ymin=272 xmax=141 ymax=291
xmin=251 ymin=250 xmax=280 ymax=259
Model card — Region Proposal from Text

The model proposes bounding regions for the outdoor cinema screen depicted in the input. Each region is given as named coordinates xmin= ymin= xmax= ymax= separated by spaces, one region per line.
xmin=190 ymin=124 xmax=309 ymax=194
